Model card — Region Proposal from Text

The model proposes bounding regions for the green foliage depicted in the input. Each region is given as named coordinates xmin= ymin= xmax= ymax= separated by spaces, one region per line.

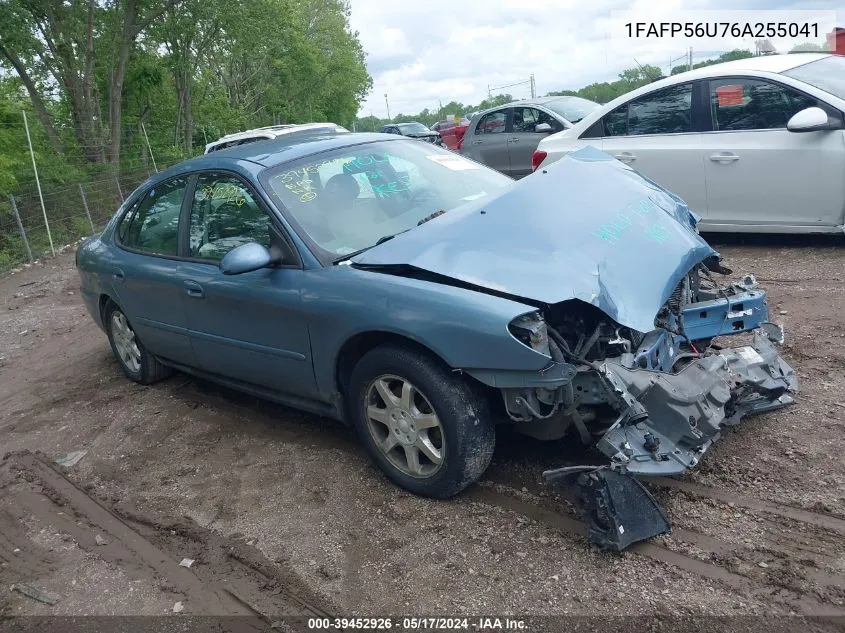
xmin=0 ymin=0 xmax=371 ymax=270
xmin=547 ymin=65 xmax=663 ymax=104
xmin=789 ymin=42 xmax=826 ymax=53
xmin=670 ymin=49 xmax=754 ymax=75
xmin=0 ymin=0 xmax=371 ymax=170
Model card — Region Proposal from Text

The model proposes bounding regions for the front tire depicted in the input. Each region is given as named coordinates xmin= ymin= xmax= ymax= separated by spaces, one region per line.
xmin=348 ymin=345 xmax=495 ymax=498
xmin=104 ymin=301 xmax=171 ymax=385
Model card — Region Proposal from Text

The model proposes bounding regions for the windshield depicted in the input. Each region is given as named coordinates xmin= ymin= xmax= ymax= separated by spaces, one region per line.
xmin=261 ymin=140 xmax=512 ymax=259
xmin=544 ymin=96 xmax=601 ymax=123
xmin=783 ymin=56 xmax=845 ymax=102
xmin=398 ymin=122 xmax=431 ymax=134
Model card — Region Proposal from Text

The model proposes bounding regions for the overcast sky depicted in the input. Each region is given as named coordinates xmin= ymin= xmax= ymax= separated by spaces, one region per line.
xmin=348 ymin=0 xmax=840 ymax=118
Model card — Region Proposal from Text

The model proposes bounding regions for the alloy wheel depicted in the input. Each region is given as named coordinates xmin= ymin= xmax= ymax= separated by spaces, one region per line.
xmin=364 ymin=374 xmax=445 ymax=478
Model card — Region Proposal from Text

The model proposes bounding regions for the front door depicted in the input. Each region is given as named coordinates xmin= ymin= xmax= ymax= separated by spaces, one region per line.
xmin=178 ymin=171 xmax=317 ymax=398
xmin=598 ymin=82 xmax=708 ymax=218
xmin=111 ymin=175 xmax=195 ymax=366
xmin=702 ymin=77 xmax=845 ymax=230
xmin=464 ymin=108 xmax=511 ymax=173
xmin=508 ymin=106 xmax=562 ymax=178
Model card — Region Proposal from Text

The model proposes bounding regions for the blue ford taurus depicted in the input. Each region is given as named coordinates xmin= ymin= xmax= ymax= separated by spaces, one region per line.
xmin=77 ymin=133 xmax=797 ymax=549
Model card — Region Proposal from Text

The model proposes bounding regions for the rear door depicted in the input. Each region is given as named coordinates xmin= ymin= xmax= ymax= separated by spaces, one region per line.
xmin=112 ymin=176 xmax=196 ymax=366
xmin=508 ymin=106 xmax=564 ymax=178
xmin=176 ymin=171 xmax=318 ymax=398
xmin=463 ymin=108 xmax=511 ymax=173
xmin=596 ymin=82 xmax=708 ymax=217
xmin=701 ymin=76 xmax=845 ymax=230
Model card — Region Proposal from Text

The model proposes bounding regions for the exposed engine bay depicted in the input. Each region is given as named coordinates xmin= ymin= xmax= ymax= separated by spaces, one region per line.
xmin=504 ymin=257 xmax=798 ymax=551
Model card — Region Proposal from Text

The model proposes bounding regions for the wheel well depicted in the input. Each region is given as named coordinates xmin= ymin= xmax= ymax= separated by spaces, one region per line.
xmin=98 ymin=294 xmax=114 ymax=324
xmin=335 ymin=332 xmax=448 ymax=399
xmin=334 ymin=331 xmax=501 ymax=424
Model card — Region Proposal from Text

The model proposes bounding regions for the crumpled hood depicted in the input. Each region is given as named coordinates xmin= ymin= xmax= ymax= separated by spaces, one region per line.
xmin=353 ymin=146 xmax=716 ymax=333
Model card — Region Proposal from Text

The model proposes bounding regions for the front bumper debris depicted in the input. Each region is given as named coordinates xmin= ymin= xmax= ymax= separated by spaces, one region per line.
xmin=544 ymin=325 xmax=798 ymax=551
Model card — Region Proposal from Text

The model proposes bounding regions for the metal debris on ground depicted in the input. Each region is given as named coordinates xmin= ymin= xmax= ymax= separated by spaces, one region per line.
xmin=55 ymin=450 xmax=88 ymax=468
xmin=179 ymin=558 xmax=194 ymax=568
xmin=172 ymin=601 xmax=184 ymax=613
xmin=94 ymin=533 xmax=107 ymax=546
xmin=10 ymin=583 xmax=59 ymax=605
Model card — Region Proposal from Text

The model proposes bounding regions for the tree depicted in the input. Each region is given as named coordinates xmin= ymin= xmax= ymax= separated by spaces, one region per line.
xmin=671 ymin=49 xmax=754 ymax=75
xmin=0 ymin=0 xmax=181 ymax=165
xmin=789 ymin=42 xmax=825 ymax=53
xmin=154 ymin=0 xmax=224 ymax=152
xmin=547 ymin=64 xmax=662 ymax=104
xmin=0 ymin=0 xmax=371 ymax=168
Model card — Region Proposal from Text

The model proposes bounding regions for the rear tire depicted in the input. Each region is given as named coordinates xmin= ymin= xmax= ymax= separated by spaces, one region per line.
xmin=348 ymin=344 xmax=495 ymax=498
xmin=104 ymin=301 xmax=171 ymax=385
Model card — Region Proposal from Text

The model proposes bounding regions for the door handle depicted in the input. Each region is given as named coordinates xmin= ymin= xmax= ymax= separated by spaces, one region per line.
xmin=183 ymin=280 xmax=205 ymax=299
xmin=111 ymin=269 xmax=125 ymax=283
xmin=613 ymin=152 xmax=637 ymax=162
xmin=710 ymin=153 xmax=740 ymax=163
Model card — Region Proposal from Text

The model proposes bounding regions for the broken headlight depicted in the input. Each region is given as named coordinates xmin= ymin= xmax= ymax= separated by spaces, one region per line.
xmin=509 ymin=312 xmax=551 ymax=357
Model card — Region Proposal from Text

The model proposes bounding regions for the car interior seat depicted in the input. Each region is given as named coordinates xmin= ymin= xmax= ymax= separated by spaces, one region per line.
xmin=323 ymin=173 xmax=360 ymax=211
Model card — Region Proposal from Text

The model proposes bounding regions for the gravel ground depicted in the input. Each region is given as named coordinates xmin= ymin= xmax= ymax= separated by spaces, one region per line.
xmin=0 ymin=235 xmax=844 ymax=622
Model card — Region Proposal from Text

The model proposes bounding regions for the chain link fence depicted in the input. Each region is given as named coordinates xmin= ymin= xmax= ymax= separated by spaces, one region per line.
xmin=0 ymin=112 xmax=205 ymax=272
xmin=0 ymin=165 xmax=172 ymax=272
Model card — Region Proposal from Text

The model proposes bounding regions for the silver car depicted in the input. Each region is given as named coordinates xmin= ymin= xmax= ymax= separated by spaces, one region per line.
xmin=536 ymin=54 xmax=845 ymax=234
xmin=460 ymin=96 xmax=600 ymax=178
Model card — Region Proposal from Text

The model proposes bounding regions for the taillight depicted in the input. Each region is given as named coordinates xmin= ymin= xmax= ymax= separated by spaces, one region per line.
xmin=532 ymin=150 xmax=547 ymax=171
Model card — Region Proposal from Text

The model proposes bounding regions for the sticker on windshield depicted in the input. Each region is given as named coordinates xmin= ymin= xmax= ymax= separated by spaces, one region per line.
xmin=426 ymin=155 xmax=479 ymax=171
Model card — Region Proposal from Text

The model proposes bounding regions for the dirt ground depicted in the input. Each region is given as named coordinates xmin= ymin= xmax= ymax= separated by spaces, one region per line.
xmin=1 ymin=235 xmax=844 ymax=624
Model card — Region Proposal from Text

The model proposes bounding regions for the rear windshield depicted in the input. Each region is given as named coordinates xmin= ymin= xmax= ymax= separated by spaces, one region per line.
xmin=783 ymin=56 xmax=845 ymax=102
xmin=544 ymin=96 xmax=601 ymax=123
xmin=398 ymin=123 xmax=431 ymax=134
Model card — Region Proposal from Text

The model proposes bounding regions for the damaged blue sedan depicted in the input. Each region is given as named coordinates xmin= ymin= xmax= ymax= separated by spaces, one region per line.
xmin=76 ymin=133 xmax=797 ymax=550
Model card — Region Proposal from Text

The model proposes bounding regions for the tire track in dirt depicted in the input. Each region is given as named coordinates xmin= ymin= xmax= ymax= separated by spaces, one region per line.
xmin=154 ymin=379 xmax=845 ymax=613
xmin=1 ymin=451 xmax=336 ymax=622
xmin=651 ymin=477 xmax=845 ymax=532
xmin=468 ymin=481 xmax=845 ymax=616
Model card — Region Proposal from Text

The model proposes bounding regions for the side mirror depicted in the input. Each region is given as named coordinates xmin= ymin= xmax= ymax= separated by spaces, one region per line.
xmin=535 ymin=122 xmax=553 ymax=134
xmin=787 ymin=107 xmax=841 ymax=133
xmin=220 ymin=242 xmax=272 ymax=275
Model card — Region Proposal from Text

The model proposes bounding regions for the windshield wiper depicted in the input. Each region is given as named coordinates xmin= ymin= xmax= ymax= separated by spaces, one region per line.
xmin=332 ymin=230 xmax=411 ymax=264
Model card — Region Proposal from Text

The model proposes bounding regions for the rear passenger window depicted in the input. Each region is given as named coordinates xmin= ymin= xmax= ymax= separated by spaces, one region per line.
xmin=118 ymin=177 xmax=187 ymax=256
xmin=709 ymin=78 xmax=818 ymax=131
xmin=602 ymin=84 xmax=693 ymax=137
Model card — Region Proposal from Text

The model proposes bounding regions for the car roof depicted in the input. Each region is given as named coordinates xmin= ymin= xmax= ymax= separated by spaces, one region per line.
xmin=472 ymin=95 xmax=589 ymax=119
xmin=675 ymin=52 xmax=831 ymax=78
xmin=159 ymin=132 xmax=398 ymax=179
xmin=628 ymin=53 xmax=832 ymax=96
xmin=204 ymin=123 xmax=348 ymax=152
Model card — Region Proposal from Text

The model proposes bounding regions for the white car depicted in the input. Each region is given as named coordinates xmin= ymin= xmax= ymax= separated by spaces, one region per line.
xmin=534 ymin=53 xmax=845 ymax=234
xmin=204 ymin=123 xmax=349 ymax=154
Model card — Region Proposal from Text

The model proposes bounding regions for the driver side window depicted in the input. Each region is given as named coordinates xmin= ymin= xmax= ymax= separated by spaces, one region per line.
xmin=188 ymin=173 xmax=272 ymax=261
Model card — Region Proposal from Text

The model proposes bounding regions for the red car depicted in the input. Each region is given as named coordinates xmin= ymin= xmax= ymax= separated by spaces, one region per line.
xmin=431 ymin=118 xmax=471 ymax=150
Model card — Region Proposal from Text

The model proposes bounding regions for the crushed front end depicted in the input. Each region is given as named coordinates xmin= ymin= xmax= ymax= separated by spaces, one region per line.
xmin=505 ymin=262 xmax=798 ymax=551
